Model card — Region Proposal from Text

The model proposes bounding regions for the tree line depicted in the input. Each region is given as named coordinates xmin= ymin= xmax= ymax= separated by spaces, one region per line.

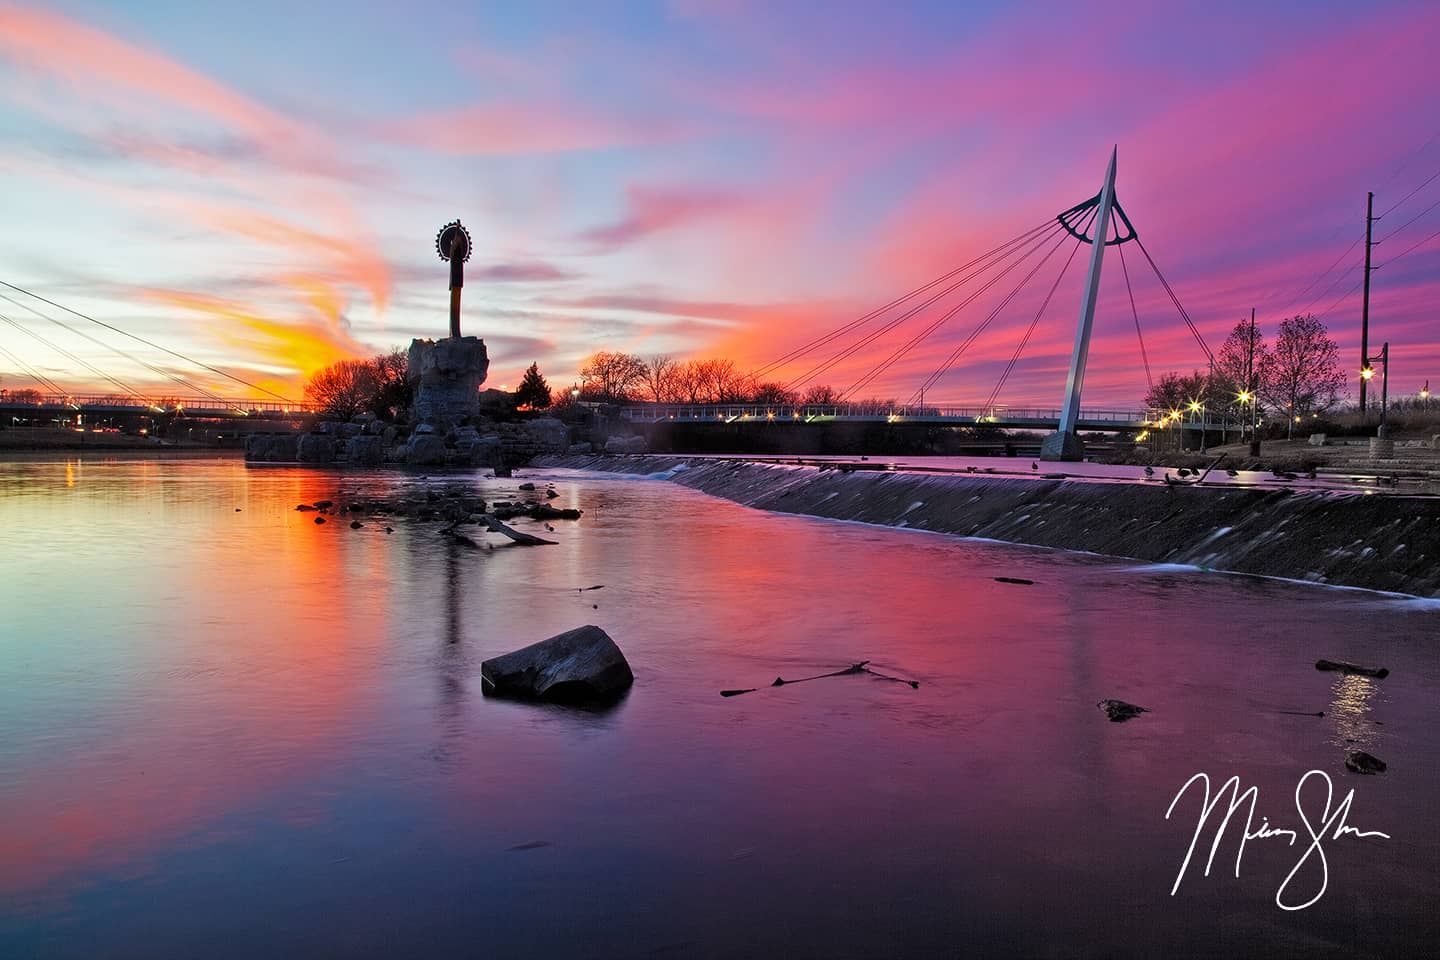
xmin=1144 ymin=313 xmax=1348 ymax=439
xmin=576 ymin=351 xmax=841 ymax=405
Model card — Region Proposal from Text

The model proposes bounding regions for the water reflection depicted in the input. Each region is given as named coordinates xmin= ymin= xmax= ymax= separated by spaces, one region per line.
xmin=0 ymin=458 xmax=1437 ymax=959
xmin=1327 ymin=673 xmax=1381 ymax=749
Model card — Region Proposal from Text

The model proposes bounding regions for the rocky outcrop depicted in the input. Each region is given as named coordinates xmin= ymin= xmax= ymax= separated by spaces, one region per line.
xmin=296 ymin=434 xmax=335 ymax=463
xmin=347 ymin=435 xmax=384 ymax=466
xmin=408 ymin=336 xmax=489 ymax=422
xmin=405 ymin=433 xmax=448 ymax=466
xmin=604 ymin=435 xmax=648 ymax=454
xmin=245 ymin=433 xmax=298 ymax=462
xmin=481 ymin=625 xmax=634 ymax=702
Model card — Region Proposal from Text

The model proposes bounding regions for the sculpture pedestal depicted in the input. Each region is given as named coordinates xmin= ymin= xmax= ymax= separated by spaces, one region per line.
xmin=408 ymin=336 xmax=488 ymax=423
xmin=1040 ymin=431 xmax=1085 ymax=462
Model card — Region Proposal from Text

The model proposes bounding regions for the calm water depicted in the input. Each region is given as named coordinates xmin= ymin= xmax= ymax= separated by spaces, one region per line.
xmin=2 ymin=456 xmax=1437 ymax=958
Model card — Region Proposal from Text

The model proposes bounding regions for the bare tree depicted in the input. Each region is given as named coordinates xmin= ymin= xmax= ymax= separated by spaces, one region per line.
xmin=305 ymin=359 xmax=380 ymax=420
xmin=639 ymin=355 xmax=677 ymax=403
xmin=1259 ymin=313 xmax=1346 ymax=439
xmin=751 ymin=381 xmax=798 ymax=404
xmin=578 ymin=351 xmax=647 ymax=402
xmin=1144 ymin=370 xmax=1212 ymax=418
xmin=670 ymin=360 xmax=707 ymax=402
xmin=800 ymin=384 xmax=841 ymax=405
xmin=1213 ymin=317 xmax=1268 ymax=419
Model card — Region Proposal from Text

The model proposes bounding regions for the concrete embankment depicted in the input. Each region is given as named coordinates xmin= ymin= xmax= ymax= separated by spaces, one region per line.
xmin=537 ymin=454 xmax=1440 ymax=597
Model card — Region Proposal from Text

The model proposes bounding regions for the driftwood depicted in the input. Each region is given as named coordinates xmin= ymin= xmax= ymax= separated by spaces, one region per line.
xmin=721 ymin=660 xmax=919 ymax=697
xmin=479 ymin=514 xmax=557 ymax=546
xmin=1316 ymin=659 xmax=1389 ymax=679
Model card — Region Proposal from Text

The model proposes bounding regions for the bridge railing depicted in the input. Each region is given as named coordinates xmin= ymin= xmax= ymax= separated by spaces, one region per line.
xmin=0 ymin=392 xmax=318 ymax=417
xmin=617 ymin=403 xmax=1156 ymax=423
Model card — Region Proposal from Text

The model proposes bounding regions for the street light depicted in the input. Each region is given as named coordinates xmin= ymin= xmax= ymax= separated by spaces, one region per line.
xmin=1422 ymin=380 xmax=1430 ymax=412
xmin=1364 ymin=342 xmax=1390 ymax=437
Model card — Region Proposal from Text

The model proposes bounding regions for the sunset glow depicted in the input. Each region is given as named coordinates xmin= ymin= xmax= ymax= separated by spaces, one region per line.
xmin=1 ymin=1 xmax=1437 ymax=404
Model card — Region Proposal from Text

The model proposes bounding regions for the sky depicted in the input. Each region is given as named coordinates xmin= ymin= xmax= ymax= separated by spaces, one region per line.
xmin=0 ymin=0 xmax=1437 ymax=407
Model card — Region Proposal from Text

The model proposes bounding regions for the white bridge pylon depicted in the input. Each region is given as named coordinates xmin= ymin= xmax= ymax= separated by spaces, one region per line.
xmin=1042 ymin=146 xmax=1118 ymax=462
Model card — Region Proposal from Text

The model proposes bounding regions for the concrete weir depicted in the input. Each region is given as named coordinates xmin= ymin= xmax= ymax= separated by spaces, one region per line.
xmin=537 ymin=455 xmax=1440 ymax=597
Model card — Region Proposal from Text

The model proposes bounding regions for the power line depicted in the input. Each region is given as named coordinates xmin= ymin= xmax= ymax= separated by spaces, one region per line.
xmin=1377 ymin=194 xmax=1440 ymax=243
xmin=0 ymin=278 xmax=295 ymax=403
xmin=1377 ymin=165 xmax=1440 ymax=219
xmin=1377 ymin=224 xmax=1440 ymax=268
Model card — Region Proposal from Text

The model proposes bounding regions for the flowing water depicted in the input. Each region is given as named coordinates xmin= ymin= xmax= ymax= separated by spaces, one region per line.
xmin=1 ymin=456 xmax=1437 ymax=958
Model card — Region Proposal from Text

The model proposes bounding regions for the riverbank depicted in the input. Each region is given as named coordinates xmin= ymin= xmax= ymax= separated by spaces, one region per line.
xmin=538 ymin=454 xmax=1440 ymax=597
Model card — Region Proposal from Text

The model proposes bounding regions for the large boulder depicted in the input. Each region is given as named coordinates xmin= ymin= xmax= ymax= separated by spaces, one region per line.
xmin=520 ymin=417 xmax=570 ymax=453
xmin=604 ymin=434 xmax=648 ymax=454
xmin=244 ymin=433 xmax=298 ymax=462
xmin=481 ymin=625 xmax=634 ymax=703
xmin=406 ymin=433 xmax=448 ymax=466
xmin=297 ymin=434 xmax=336 ymax=463
xmin=408 ymin=335 xmax=489 ymax=421
xmin=347 ymin=435 xmax=384 ymax=466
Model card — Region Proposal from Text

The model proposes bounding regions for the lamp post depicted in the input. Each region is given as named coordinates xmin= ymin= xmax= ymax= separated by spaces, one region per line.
xmin=1361 ymin=342 xmax=1390 ymax=437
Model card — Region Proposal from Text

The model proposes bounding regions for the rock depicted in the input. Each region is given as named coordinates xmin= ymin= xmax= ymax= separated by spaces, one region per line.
xmin=1316 ymin=659 xmax=1389 ymax=679
xmin=520 ymin=417 xmax=570 ymax=453
xmin=347 ymin=435 xmax=384 ymax=466
xmin=297 ymin=434 xmax=336 ymax=463
xmin=518 ymin=482 xmax=536 ymax=490
xmin=314 ymin=515 xmax=326 ymax=525
xmin=546 ymin=488 xmax=559 ymax=499
xmin=1344 ymin=750 xmax=1386 ymax=775
xmin=567 ymin=442 xmax=593 ymax=455
xmin=494 ymin=464 xmax=513 ymax=477
xmin=481 ymin=625 xmax=634 ymax=702
xmin=350 ymin=520 xmax=363 ymax=529
xmin=406 ymin=433 xmax=448 ymax=466
xmin=414 ymin=422 xmax=437 ymax=435
xmin=1097 ymin=699 xmax=1147 ymax=722
xmin=296 ymin=504 xmax=317 ymax=512
xmin=408 ymin=336 xmax=489 ymax=421
xmin=604 ymin=435 xmax=648 ymax=454
xmin=245 ymin=433 xmax=299 ymax=462
xmin=1308 ymin=433 xmax=1327 ymax=447
xmin=314 ymin=500 xmax=333 ymax=509
xmin=994 ymin=576 xmax=1035 ymax=585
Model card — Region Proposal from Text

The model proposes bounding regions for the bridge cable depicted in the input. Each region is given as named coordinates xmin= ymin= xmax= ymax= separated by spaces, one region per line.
xmin=0 ymin=278 xmax=296 ymax=404
xmin=837 ymin=223 xmax=1071 ymax=401
xmin=1133 ymin=237 xmax=1213 ymax=365
xmin=981 ymin=222 xmax=1092 ymax=414
xmin=903 ymin=220 xmax=1085 ymax=405
xmin=0 ymin=340 xmax=69 ymax=396
xmin=753 ymin=217 xmax=1059 ymax=381
xmin=0 ymin=310 xmax=146 ymax=401
xmin=0 ymin=293 xmax=242 ymax=410
xmin=1117 ymin=243 xmax=1153 ymax=391
xmin=786 ymin=221 xmax=1066 ymax=393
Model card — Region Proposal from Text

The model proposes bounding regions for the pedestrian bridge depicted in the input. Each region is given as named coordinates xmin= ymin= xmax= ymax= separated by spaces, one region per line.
xmin=0 ymin=392 xmax=317 ymax=421
xmin=619 ymin=403 xmax=1226 ymax=433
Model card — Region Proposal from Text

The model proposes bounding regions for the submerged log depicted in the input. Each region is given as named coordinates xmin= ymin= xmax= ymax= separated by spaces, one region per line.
xmin=479 ymin=514 xmax=557 ymax=545
xmin=1316 ymin=659 xmax=1389 ymax=679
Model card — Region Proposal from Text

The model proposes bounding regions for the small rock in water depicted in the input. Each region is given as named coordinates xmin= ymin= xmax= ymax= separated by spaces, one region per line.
xmin=314 ymin=500 xmax=333 ymax=509
xmin=1315 ymin=659 xmax=1389 ymax=679
xmin=314 ymin=516 xmax=326 ymax=525
xmin=1344 ymin=750 xmax=1386 ymax=775
xmin=296 ymin=504 xmax=317 ymax=512
xmin=385 ymin=526 xmax=394 ymax=534
xmin=994 ymin=576 xmax=1035 ymax=585
xmin=546 ymin=488 xmax=559 ymax=499
xmin=518 ymin=482 xmax=536 ymax=491
xmin=1097 ymin=699 xmax=1147 ymax=722
xmin=235 ymin=508 xmax=241 ymax=512
xmin=481 ymin=624 xmax=634 ymax=703
xmin=350 ymin=520 xmax=363 ymax=529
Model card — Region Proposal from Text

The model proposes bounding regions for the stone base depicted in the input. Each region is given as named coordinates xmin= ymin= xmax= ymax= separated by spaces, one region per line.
xmin=1040 ymin=431 xmax=1085 ymax=462
xmin=408 ymin=336 xmax=488 ymax=423
xmin=1369 ymin=437 xmax=1394 ymax=460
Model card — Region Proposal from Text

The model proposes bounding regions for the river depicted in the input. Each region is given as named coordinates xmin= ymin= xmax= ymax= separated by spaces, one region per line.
xmin=2 ymin=456 xmax=1437 ymax=958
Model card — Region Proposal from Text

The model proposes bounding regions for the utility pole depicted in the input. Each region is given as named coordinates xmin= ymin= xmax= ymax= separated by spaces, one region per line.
xmin=1360 ymin=192 xmax=1374 ymax=413
xmin=1248 ymin=307 xmax=1258 ymax=443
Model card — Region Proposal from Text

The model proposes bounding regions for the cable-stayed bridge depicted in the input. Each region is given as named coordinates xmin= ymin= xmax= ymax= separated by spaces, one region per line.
xmin=0 ymin=149 xmax=1285 ymax=449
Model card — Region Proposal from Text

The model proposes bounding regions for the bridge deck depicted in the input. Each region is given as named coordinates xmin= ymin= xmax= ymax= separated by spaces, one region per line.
xmin=619 ymin=404 xmax=1227 ymax=432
